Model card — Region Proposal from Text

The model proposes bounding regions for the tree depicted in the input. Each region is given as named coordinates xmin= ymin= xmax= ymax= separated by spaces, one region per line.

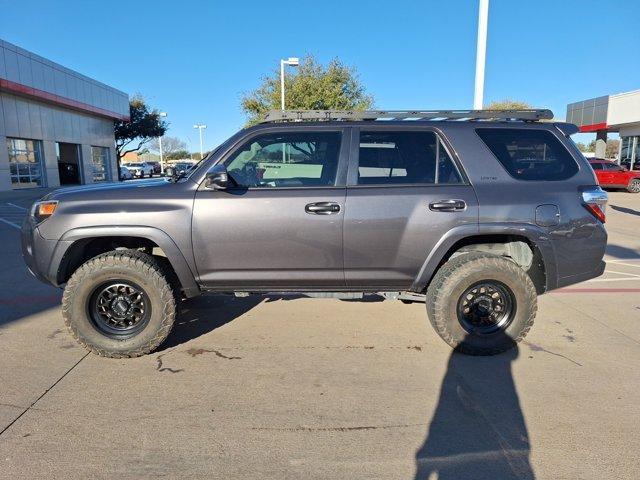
xmin=241 ymin=55 xmax=374 ymax=125
xmin=606 ymin=139 xmax=620 ymax=159
xmin=166 ymin=149 xmax=191 ymax=160
xmin=114 ymin=96 xmax=167 ymax=176
xmin=486 ymin=99 xmax=532 ymax=110
xmin=147 ymin=136 xmax=188 ymax=159
xmin=576 ymin=142 xmax=589 ymax=152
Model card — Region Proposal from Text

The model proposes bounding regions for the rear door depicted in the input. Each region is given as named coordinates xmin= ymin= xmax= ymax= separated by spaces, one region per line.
xmin=343 ymin=127 xmax=478 ymax=289
xmin=192 ymin=127 xmax=349 ymax=290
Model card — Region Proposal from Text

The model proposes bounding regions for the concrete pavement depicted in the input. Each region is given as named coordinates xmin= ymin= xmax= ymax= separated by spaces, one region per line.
xmin=0 ymin=189 xmax=638 ymax=479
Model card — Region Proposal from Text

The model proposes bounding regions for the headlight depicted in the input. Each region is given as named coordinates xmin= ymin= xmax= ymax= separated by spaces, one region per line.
xmin=31 ymin=200 xmax=58 ymax=223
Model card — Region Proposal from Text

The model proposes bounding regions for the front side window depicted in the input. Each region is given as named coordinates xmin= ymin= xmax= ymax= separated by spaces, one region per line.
xmin=224 ymin=132 xmax=342 ymax=188
xmin=603 ymin=162 xmax=621 ymax=171
xmin=357 ymin=131 xmax=463 ymax=185
xmin=476 ymin=128 xmax=579 ymax=181
xmin=7 ymin=138 xmax=45 ymax=189
xmin=91 ymin=146 xmax=111 ymax=182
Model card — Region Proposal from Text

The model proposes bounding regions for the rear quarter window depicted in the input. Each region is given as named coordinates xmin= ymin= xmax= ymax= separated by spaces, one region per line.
xmin=476 ymin=128 xmax=579 ymax=181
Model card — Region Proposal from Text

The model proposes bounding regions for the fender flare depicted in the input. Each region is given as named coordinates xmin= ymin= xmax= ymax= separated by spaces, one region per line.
xmin=50 ymin=225 xmax=200 ymax=297
xmin=410 ymin=223 xmax=558 ymax=293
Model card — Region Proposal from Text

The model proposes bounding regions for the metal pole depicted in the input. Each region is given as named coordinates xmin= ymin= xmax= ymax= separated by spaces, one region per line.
xmin=473 ymin=0 xmax=489 ymax=110
xmin=280 ymin=59 xmax=286 ymax=110
xmin=159 ymin=136 xmax=164 ymax=173
xmin=198 ymin=127 xmax=204 ymax=160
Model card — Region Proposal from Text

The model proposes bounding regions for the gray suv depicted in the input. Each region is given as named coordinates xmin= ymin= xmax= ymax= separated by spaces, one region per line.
xmin=21 ymin=109 xmax=608 ymax=358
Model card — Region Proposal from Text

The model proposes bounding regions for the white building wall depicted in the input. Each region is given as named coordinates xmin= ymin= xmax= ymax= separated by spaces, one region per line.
xmin=608 ymin=90 xmax=640 ymax=129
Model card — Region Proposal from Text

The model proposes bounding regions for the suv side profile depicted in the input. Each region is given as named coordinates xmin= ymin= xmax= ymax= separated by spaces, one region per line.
xmin=22 ymin=109 xmax=607 ymax=358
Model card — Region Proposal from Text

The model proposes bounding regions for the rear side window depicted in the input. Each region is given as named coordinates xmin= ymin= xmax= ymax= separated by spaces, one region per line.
xmin=476 ymin=128 xmax=579 ymax=181
xmin=357 ymin=131 xmax=463 ymax=185
xmin=590 ymin=163 xmax=603 ymax=170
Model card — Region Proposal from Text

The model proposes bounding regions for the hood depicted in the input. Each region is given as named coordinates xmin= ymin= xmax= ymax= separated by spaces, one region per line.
xmin=42 ymin=178 xmax=172 ymax=201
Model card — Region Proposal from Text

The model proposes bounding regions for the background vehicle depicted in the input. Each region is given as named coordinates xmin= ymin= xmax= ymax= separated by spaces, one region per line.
xmin=171 ymin=162 xmax=195 ymax=176
xmin=589 ymin=158 xmax=640 ymax=192
xmin=147 ymin=161 xmax=162 ymax=174
xmin=22 ymin=109 xmax=607 ymax=358
xmin=119 ymin=166 xmax=134 ymax=180
xmin=122 ymin=162 xmax=154 ymax=178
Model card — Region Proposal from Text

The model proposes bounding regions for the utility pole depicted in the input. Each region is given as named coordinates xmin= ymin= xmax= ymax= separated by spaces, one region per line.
xmin=473 ymin=0 xmax=489 ymax=110
xmin=158 ymin=112 xmax=167 ymax=173
xmin=193 ymin=124 xmax=207 ymax=159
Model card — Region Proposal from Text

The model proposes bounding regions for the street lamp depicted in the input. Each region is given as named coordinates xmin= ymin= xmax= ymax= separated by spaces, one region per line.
xmin=158 ymin=112 xmax=167 ymax=173
xmin=193 ymin=123 xmax=207 ymax=159
xmin=473 ymin=0 xmax=489 ymax=110
xmin=280 ymin=57 xmax=299 ymax=110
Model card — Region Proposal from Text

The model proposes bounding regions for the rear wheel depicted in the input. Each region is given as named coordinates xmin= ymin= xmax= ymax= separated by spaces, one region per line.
xmin=62 ymin=250 xmax=176 ymax=358
xmin=426 ymin=252 xmax=537 ymax=355
xmin=627 ymin=178 xmax=640 ymax=193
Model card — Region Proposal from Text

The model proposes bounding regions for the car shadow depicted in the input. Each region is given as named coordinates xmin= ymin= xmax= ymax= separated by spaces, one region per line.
xmin=415 ymin=337 xmax=534 ymax=479
xmin=610 ymin=204 xmax=640 ymax=217
xmin=159 ymin=294 xmax=263 ymax=349
xmin=606 ymin=243 xmax=640 ymax=260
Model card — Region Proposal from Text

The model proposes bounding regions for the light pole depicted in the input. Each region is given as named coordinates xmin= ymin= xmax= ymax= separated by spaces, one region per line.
xmin=280 ymin=57 xmax=299 ymax=110
xmin=158 ymin=112 xmax=167 ymax=173
xmin=193 ymin=123 xmax=207 ymax=159
xmin=473 ymin=0 xmax=489 ymax=110
xmin=280 ymin=57 xmax=299 ymax=163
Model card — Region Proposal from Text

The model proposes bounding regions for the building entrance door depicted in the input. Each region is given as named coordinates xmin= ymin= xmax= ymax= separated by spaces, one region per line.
xmin=57 ymin=143 xmax=82 ymax=185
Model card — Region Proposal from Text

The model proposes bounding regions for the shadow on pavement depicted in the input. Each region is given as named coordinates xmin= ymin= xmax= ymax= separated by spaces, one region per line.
xmin=160 ymin=295 xmax=263 ymax=349
xmin=606 ymin=243 xmax=640 ymax=260
xmin=415 ymin=339 xmax=534 ymax=480
xmin=610 ymin=204 xmax=640 ymax=217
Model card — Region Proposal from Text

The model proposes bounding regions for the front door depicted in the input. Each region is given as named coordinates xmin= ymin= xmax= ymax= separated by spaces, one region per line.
xmin=192 ymin=128 xmax=349 ymax=290
xmin=57 ymin=142 xmax=82 ymax=185
xmin=343 ymin=128 xmax=478 ymax=289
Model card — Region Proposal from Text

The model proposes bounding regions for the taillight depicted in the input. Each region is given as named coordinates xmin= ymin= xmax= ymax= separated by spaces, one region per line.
xmin=582 ymin=186 xmax=608 ymax=223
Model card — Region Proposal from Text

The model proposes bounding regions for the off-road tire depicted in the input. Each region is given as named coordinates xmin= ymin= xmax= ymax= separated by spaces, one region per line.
xmin=627 ymin=178 xmax=640 ymax=193
xmin=426 ymin=252 xmax=537 ymax=355
xmin=62 ymin=250 xmax=176 ymax=358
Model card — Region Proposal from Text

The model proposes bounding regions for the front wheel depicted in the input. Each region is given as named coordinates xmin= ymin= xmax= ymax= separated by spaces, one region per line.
xmin=627 ymin=178 xmax=640 ymax=193
xmin=426 ymin=252 xmax=537 ymax=355
xmin=62 ymin=250 xmax=177 ymax=358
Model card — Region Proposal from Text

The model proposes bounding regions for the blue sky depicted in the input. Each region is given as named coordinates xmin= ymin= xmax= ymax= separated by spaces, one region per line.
xmin=1 ymin=0 xmax=639 ymax=150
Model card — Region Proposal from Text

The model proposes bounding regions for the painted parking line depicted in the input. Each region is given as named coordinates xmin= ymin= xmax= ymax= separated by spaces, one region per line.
xmin=6 ymin=203 xmax=27 ymax=211
xmin=0 ymin=203 xmax=27 ymax=230
xmin=0 ymin=217 xmax=20 ymax=230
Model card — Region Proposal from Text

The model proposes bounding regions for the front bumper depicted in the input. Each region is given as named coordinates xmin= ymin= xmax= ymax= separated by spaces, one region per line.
xmin=21 ymin=217 xmax=69 ymax=287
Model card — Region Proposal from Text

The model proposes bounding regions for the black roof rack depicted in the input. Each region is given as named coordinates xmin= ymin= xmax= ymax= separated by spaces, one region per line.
xmin=261 ymin=109 xmax=554 ymax=123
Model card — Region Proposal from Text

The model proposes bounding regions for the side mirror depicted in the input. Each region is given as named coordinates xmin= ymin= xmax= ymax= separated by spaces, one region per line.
xmin=164 ymin=166 xmax=176 ymax=178
xmin=205 ymin=164 xmax=230 ymax=190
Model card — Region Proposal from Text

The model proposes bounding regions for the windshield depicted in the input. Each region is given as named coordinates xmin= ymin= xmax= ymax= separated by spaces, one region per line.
xmin=124 ymin=163 xmax=142 ymax=167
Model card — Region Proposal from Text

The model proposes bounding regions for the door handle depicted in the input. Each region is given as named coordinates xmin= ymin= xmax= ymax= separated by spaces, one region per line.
xmin=305 ymin=202 xmax=341 ymax=215
xmin=429 ymin=199 xmax=466 ymax=212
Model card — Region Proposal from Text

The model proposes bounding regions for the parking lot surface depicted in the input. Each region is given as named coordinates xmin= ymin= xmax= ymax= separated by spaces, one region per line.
xmin=0 ymin=188 xmax=638 ymax=479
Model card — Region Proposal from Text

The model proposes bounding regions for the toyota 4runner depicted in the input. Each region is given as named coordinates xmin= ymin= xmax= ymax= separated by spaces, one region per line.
xmin=21 ymin=109 xmax=608 ymax=357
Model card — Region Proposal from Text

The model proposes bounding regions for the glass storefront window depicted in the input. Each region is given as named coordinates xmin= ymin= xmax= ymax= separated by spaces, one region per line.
xmin=91 ymin=146 xmax=111 ymax=182
xmin=7 ymin=138 xmax=45 ymax=189
xmin=620 ymin=137 xmax=633 ymax=162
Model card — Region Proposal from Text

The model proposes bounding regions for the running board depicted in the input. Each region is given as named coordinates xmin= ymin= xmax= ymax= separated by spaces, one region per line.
xmin=232 ymin=291 xmax=426 ymax=302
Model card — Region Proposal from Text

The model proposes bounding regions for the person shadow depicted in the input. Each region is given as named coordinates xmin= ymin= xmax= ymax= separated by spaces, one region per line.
xmin=415 ymin=335 xmax=534 ymax=480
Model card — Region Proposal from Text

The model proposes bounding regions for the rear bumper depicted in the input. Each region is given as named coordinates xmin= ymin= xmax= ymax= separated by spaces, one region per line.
xmin=555 ymin=260 xmax=606 ymax=289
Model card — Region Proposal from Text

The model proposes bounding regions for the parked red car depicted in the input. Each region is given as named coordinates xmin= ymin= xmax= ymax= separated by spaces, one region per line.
xmin=589 ymin=159 xmax=640 ymax=193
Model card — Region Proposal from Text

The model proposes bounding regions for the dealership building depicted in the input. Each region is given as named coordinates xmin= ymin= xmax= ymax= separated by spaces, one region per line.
xmin=567 ymin=89 xmax=640 ymax=167
xmin=0 ymin=38 xmax=129 ymax=192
